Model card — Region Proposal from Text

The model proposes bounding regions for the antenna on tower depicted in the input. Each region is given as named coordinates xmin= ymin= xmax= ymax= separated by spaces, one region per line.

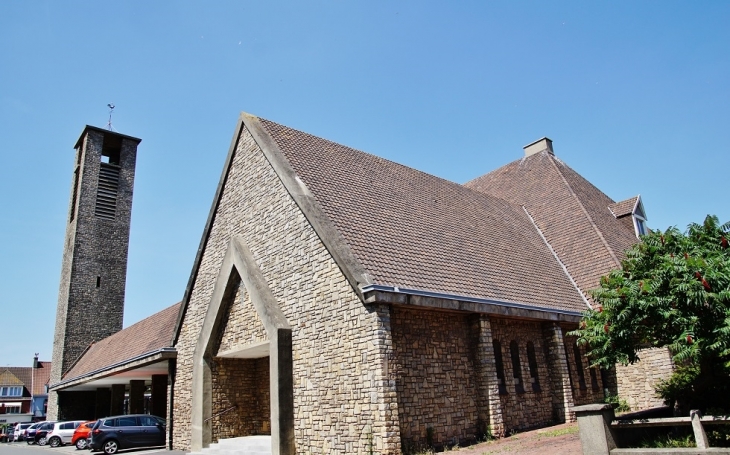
xmin=106 ymin=103 xmax=116 ymax=131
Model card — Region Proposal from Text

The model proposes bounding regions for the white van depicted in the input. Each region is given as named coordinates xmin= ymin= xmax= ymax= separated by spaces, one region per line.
xmin=13 ymin=423 xmax=31 ymax=442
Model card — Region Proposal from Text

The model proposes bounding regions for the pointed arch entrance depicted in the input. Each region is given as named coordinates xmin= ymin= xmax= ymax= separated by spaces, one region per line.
xmin=191 ymin=236 xmax=294 ymax=455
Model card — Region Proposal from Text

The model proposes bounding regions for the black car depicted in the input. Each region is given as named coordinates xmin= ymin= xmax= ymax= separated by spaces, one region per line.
xmin=32 ymin=421 xmax=57 ymax=446
xmin=89 ymin=415 xmax=165 ymax=454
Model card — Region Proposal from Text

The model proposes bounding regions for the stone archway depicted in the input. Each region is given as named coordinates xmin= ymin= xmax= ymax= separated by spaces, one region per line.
xmin=191 ymin=236 xmax=294 ymax=455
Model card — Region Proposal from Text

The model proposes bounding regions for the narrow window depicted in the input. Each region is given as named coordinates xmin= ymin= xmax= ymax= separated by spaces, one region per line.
xmin=70 ymin=167 xmax=80 ymax=222
xmin=590 ymin=368 xmax=600 ymax=392
xmin=96 ymin=276 xmax=101 ymax=288
xmin=527 ymin=341 xmax=541 ymax=392
xmin=95 ymin=135 xmax=122 ymax=220
xmin=493 ymin=340 xmax=507 ymax=395
xmin=101 ymin=135 xmax=122 ymax=165
xmin=510 ymin=340 xmax=525 ymax=393
xmin=573 ymin=344 xmax=587 ymax=391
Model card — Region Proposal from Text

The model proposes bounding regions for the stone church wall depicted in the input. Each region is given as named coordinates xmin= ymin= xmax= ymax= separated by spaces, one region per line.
xmin=491 ymin=318 xmax=554 ymax=432
xmin=564 ymin=333 xmax=605 ymax=406
xmin=216 ymin=284 xmax=268 ymax=354
xmin=210 ymin=357 xmax=270 ymax=439
xmin=391 ymin=308 xmax=480 ymax=451
xmin=172 ymin=126 xmax=400 ymax=454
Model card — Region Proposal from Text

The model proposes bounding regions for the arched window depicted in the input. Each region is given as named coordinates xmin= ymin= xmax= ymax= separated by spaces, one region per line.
xmin=510 ymin=340 xmax=525 ymax=393
xmin=526 ymin=341 xmax=541 ymax=392
xmin=493 ymin=340 xmax=507 ymax=395
xmin=573 ymin=343 xmax=587 ymax=391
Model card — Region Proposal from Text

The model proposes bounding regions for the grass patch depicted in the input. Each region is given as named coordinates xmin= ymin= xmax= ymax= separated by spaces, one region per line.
xmin=639 ymin=434 xmax=694 ymax=448
xmin=537 ymin=425 xmax=579 ymax=438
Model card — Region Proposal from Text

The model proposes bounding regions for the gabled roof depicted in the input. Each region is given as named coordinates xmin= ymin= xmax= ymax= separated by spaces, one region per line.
xmin=246 ymin=116 xmax=586 ymax=312
xmin=465 ymin=150 xmax=640 ymax=302
xmin=0 ymin=369 xmax=27 ymax=387
xmin=63 ymin=302 xmax=180 ymax=381
xmin=31 ymin=361 xmax=52 ymax=395
xmin=609 ymin=196 xmax=640 ymax=218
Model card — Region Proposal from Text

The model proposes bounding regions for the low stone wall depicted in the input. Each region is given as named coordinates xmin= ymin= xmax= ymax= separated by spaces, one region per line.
xmin=615 ymin=347 xmax=674 ymax=411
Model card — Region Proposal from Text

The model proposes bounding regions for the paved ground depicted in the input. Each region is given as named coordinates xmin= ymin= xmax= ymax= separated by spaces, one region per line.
xmin=434 ymin=422 xmax=581 ymax=455
xmin=0 ymin=422 xmax=582 ymax=455
xmin=0 ymin=441 xmax=183 ymax=455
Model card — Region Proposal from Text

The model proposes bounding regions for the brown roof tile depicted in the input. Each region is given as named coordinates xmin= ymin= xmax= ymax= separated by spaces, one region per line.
xmin=465 ymin=151 xmax=640 ymax=302
xmin=257 ymin=119 xmax=587 ymax=313
xmin=609 ymin=197 xmax=639 ymax=218
xmin=63 ymin=302 xmax=180 ymax=381
xmin=0 ymin=369 xmax=29 ymax=387
xmin=32 ymin=361 xmax=52 ymax=395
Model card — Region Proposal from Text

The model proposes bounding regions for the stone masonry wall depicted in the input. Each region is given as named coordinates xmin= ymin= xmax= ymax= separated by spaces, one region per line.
xmin=172 ymin=126 xmax=400 ymax=454
xmin=210 ymin=357 xmax=270 ymax=440
xmin=564 ymin=332 xmax=605 ymax=407
xmin=490 ymin=318 xmax=554 ymax=432
xmin=391 ymin=308 xmax=479 ymax=451
xmin=616 ymin=347 xmax=674 ymax=411
xmin=50 ymin=130 xmax=137 ymax=419
xmin=216 ymin=283 xmax=268 ymax=354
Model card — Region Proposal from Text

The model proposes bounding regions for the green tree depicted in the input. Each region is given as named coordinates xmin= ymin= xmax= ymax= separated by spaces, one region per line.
xmin=570 ymin=215 xmax=730 ymax=412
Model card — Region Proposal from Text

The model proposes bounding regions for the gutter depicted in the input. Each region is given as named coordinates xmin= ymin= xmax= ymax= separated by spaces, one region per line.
xmin=49 ymin=347 xmax=177 ymax=391
xmin=361 ymin=284 xmax=584 ymax=318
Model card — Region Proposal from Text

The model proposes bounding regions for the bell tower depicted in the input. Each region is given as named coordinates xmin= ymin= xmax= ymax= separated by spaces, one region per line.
xmin=48 ymin=126 xmax=141 ymax=418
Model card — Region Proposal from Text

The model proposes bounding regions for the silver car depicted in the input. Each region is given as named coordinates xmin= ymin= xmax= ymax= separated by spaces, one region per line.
xmin=46 ymin=421 xmax=85 ymax=447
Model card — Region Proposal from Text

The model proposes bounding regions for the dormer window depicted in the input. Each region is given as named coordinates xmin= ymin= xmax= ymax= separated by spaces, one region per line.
xmin=634 ymin=214 xmax=648 ymax=237
xmin=632 ymin=199 xmax=649 ymax=238
xmin=608 ymin=195 xmax=649 ymax=239
xmin=0 ymin=386 xmax=22 ymax=396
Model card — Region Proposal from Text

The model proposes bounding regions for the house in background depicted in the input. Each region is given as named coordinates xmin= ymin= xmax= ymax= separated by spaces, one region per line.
xmin=48 ymin=113 xmax=673 ymax=454
xmin=0 ymin=355 xmax=51 ymax=424
xmin=30 ymin=355 xmax=51 ymax=420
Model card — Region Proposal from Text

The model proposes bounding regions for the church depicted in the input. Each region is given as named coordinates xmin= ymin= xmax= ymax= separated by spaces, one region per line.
xmin=47 ymin=113 xmax=673 ymax=454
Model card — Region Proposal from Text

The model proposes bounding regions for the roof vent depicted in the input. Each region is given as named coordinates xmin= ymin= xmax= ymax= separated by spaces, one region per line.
xmin=523 ymin=137 xmax=553 ymax=157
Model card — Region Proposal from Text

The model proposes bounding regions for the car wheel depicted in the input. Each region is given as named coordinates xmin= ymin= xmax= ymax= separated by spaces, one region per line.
xmin=75 ymin=438 xmax=88 ymax=450
xmin=38 ymin=436 xmax=48 ymax=446
xmin=27 ymin=439 xmax=34 ymax=445
xmin=50 ymin=437 xmax=62 ymax=448
xmin=103 ymin=440 xmax=119 ymax=455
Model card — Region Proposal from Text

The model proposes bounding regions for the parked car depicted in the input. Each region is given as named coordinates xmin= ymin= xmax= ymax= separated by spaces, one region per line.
xmin=33 ymin=421 xmax=57 ymax=446
xmin=0 ymin=425 xmax=11 ymax=443
xmin=47 ymin=421 xmax=85 ymax=447
xmin=89 ymin=415 xmax=166 ymax=454
xmin=71 ymin=421 xmax=96 ymax=450
xmin=24 ymin=422 xmax=42 ymax=444
xmin=14 ymin=423 xmax=31 ymax=441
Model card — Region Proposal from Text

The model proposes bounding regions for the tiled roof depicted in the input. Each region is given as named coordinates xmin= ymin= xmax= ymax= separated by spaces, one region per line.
xmin=465 ymin=151 xmax=640 ymax=302
xmin=32 ymin=361 xmax=52 ymax=395
xmin=0 ymin=369 xmax=28 ymax=387
xmin=257 ymin=118 xmax=587 ymax=313
xmin=609 ymin=197 xmax=639 ymax=218
xmin=63 ymin=302 xmax=180 ymax=381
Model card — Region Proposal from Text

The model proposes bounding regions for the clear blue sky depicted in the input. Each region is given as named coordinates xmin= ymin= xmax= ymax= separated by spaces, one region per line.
xmin=1 ymin=1 xmax=728 ymax=367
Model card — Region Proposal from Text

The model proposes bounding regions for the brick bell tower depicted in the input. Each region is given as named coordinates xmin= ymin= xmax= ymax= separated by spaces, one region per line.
xmin=48 ymin=126 xmax=141 ymax=419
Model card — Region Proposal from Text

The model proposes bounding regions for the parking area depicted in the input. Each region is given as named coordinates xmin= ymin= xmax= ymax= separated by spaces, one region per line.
xmin=0 ymin=441 xmax=181 ymax=455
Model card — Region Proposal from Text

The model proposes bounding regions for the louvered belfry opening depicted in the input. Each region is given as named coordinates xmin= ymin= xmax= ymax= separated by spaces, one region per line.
xmin=95 ymin=162 xmax=120 ymax=220
xmin=95 ymin=133 xmax=123 ymax=220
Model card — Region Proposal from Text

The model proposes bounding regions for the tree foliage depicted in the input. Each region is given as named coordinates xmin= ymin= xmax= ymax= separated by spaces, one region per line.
xmin=569 ymin=215 xmax=730 ymax=410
